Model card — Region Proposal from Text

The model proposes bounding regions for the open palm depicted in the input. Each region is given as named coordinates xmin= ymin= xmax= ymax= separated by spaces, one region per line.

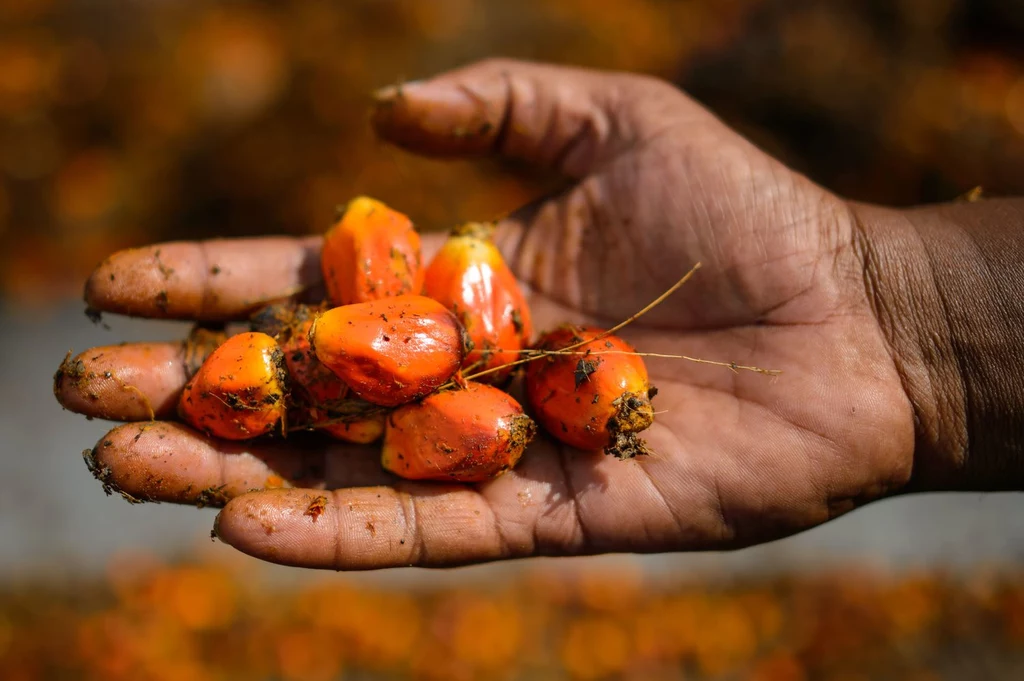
xmin=57 ymin=60 xmax=914 ymax=569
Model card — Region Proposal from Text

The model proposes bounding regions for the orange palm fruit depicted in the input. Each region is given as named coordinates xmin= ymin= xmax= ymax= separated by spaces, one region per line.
xmin=286 ymin=399 xmax=389 ymax=444
xmin=382 ymin=382 xmax=536 ymax=481
xmin=524 ymin=326 xmax=655 ymax=458
xmin=309 ymin=295 xmax=466 ymax=407
xmin=321 ymin=196 xmax=423 ymax=305
xmin=178 ymin=332 xmax=289 ymax=440
xmin=423 ymin=222 xmax=532 ymax=384
xmin=252 ymin=302 xmax=348 ymax=406
xmin=313 ymin=410 xmax=387 ymax=444
xmin=253 ymin=303 xmax=386 ymax=443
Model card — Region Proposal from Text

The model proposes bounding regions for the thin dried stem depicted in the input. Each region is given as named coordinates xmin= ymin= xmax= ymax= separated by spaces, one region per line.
xmin=460 ymin=263 xmax=704 ymax=384
xmin=460 ymin=351 xmax=544 ymax=383
xmin=560 ymin=261 xmax=703 ymax=351
xmin=445 ymin=262 xmax=779 ymax=385
xmin=463 ymin=347 xmax=778 ymax=378
xmin=540 ymin=349 xmax=780 ymax=376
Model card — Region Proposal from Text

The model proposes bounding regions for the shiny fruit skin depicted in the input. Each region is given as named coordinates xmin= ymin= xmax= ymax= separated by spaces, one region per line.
xmin=310 ymin=295 xmax=466 ymax=407
xmin=321 ymin=196 xmax=423 ymax=306
xmin=255 ymin=302 xmax=383 ymax=442
xmin=179 ymin=332 xmax=288 ymax=440
xmin=524 ymin=326 xmax=654 ymax=458
xmin=382 ymin=382 xmax=536 ymax=482
xmin=252 ymin=302 xmax=349 ymax=406
xmin=282 ymin=320 xmax=349 ymax=405
xmin=255 ymin=302 xmax=387 ymax=443
xmin=423 ymin=222 xmax=532 ymax=384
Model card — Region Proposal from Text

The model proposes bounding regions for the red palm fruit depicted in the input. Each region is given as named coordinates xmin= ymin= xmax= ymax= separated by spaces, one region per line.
xmin=309 ymin=295 xmax=466 ymax=407
xmin=179 ymin=332 xmax=288 ymax=440
xmin=319 ymin=411 xmax=387 ymax=444
xmin=286 ymin=400 xmax=388 ymax=444
xmin=382 ymin=382 xmax=536 ymax=482
xmin=422 ymin=222 xmax=532 ymax=384
xmin=524 ymin=326 xmax=656 ymax=458
xmin=321 ymin=196 xmax=423 ymax=306
xmin=252 ymin=302 xmax=349 ymax=406
xmin=255 ymin=302 xmax=387 ymax=443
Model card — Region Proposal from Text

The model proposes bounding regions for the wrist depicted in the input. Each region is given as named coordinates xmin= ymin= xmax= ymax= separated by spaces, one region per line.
xmin=851 ymin=198 xmax=1024 ymax=492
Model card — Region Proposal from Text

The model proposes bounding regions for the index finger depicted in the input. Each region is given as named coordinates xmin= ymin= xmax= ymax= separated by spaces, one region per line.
xmin=85 ymin=236 xmax=324 ymax=321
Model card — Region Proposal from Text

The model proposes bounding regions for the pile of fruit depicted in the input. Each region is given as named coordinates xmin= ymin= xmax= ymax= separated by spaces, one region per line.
xmin=175 ymin=196 xmax=658 ymax=482
xmin=6 ymin=555 xmax=1024 ymax=681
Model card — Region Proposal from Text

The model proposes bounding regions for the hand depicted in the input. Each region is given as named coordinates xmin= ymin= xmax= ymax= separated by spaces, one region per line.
xmin=56 ymin=59 xmax=913 ymax=570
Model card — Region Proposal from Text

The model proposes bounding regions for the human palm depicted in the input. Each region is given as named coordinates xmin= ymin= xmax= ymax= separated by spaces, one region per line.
xmin=58 ymin=60 xmax=913 ymax=569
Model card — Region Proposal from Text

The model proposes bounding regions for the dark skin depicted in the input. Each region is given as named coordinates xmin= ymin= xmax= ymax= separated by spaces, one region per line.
xmin=56 ymin=60 xmax=1024 ymax=570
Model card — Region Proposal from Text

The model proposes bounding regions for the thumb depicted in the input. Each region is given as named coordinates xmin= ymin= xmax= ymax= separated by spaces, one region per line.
xmin=370 ymin=58 xmax=688 ymax=178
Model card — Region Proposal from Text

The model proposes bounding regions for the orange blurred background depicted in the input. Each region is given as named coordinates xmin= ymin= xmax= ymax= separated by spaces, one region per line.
xmin=3 ymin=0 xmax=1024 ymax=305
xmin=6 ymin=551 xmax=1024 ymax=681
xmin=3 ymin=0 xmax=1024 ymax=679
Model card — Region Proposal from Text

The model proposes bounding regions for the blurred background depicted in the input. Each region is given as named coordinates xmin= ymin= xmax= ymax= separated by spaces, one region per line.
xmin=3 ymin=0 xmax=1024 ymax=679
